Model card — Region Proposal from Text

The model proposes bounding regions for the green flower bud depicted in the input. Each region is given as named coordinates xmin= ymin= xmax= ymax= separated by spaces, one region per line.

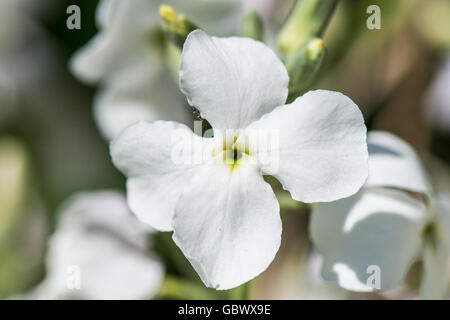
xmin=278 ymin=0 xmax=338 ymax=55
xmin=159 ymin=4 xmax=198 ymax=49
xmin=286 ymin=37 xmax=326 ymax=102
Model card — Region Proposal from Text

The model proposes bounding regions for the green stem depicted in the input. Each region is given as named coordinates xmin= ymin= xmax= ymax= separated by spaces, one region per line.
xmin=152 ymin=232 xmax=200 ymax=281
xmin=276 ymin=191 xmax=313 ymax=211
xmin=228 ymin=282 xmax=250 ymax=300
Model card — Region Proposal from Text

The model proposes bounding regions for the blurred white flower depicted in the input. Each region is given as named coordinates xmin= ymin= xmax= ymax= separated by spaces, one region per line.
xmin=110 ymin=30 xmax=368 ymax=290
xmin=311 ymin=131 xmax=450 ymax=299
xmin=70 ymin=0 xmax=242 ymax=140
xmin=294 ymin=251 xmax=350 ymax=300
xmin=30 ymin=191 xmax=164 ymax=300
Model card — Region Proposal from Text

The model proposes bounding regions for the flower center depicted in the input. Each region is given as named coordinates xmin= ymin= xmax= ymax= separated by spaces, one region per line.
xmin=224 ymin=148 xmax=243 ymax=164
xmin=221 ymin=136 xmax=250 ymax=170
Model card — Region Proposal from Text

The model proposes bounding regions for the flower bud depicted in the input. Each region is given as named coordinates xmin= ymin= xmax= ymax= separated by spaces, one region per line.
xmin=159 ymin=4 xmax=198 ymax=49
xmin=277 ymin=0 xmax=337 ymax=55
xmin=286 ymin=37 xmax=326 ymax=102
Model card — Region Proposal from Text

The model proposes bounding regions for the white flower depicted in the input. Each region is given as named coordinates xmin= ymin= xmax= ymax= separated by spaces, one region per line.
xmin=30 ymin=191 xmax=164 ymax=300
xmin=110 ymin=30 xmax=368 ymax=290
xmin=311 ymin=131 xmax=450 ymax=299
xmin=70 ymin=0 xmax=242 ymax=140
xmin=253 ymin=247 xmax=350 ymax=299
xmin=295 ymin=252 xmax=350 ymax=300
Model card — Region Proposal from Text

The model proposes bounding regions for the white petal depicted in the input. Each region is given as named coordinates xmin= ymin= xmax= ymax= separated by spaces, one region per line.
xmin=36 ymin=191 xmax=163 ymax=300
xmin=69 ymin=33 xmax=149 ymax=85
xmin=57 ymin=191 xmax=152 ymax=248
xmin=172 ymin=163 xmax=281 ymax=290
xmin=310 ymin=188 xmax=427 ymax=291
xmin=96 ymin=0 xmax=117 ymax=28
xmin=71 ymin=0 xmax=242 ymax=84
xmin=69 ymin=0 xmax=158 ymax=84
xmin=94 ymin=92 xmax=165 ymax=141
xmin=110 ymin=121 xmax=208 ymax=231
xmin=179 ymin=30 xmax=288 ymax=131
xmin=90 ymin=36 xmax=190 ymax=140
xmin=420 ymin=242 xmax=449 ymax=300
xmin=296 ymin=251 xmax=350 ymax=299
xmin=366 ymin=131 xmax=432 ymax=196
xmin=242 ymin=90 xmax=368 ymax=203
xmin=69 ymin=33 xmax=129 ymax=84
xmin=93 ymin=68 xmax=190 ymax=140
xmin=72 ymin=0 xmax=243 ymax=138
xmin=43 ymin=232 xmax=163 ymax=300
